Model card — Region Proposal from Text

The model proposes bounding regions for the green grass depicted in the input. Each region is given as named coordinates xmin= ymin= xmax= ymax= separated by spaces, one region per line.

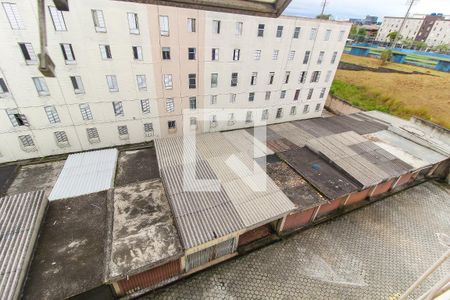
xmin=330 ymin=79 xmax=432 ymax=121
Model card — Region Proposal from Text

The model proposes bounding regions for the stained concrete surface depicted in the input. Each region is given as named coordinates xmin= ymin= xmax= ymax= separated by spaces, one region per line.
xmin=23 ymin=192 xmax=109 ymax=300
xmin=7 ymin=160 xmax=64 ymax=197
xmin=115 ymin=148 xmax=160 ymax=187
xmin=108 ymin=179 xmax=182 ymax=280
xmin=0 ymin=164 xmax=18 ymax=196
xmin=145 ymin=181 xmax=450 ymax=300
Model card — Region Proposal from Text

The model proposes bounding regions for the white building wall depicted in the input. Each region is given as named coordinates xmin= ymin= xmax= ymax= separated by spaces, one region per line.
xmin=0 ymin=0 xmax=350 ymax=163
xmin=376 ymin=17 xmax=424 ymax=42
xmin=426 ymin=20 xmax=450 ymax=47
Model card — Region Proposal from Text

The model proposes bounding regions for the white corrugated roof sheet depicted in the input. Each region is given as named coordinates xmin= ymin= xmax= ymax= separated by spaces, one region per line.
xmin=48 ymin=149 xmax=118 ymax=201
xmin=0 ymin=191 xmax=47 ymax=300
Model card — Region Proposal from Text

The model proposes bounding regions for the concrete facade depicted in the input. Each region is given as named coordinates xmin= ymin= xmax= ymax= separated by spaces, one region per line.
xmin=0 ymin=0 xmax=350 ymax=163
xmin=376 ymin=16 xmax=424 ymax=42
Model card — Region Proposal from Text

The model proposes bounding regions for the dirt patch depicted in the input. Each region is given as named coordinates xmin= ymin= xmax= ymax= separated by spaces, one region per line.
xmin=7 ymin=161 xmax=64 ymax=197
xmin=115 ymin=148 xmax=160 ymax=187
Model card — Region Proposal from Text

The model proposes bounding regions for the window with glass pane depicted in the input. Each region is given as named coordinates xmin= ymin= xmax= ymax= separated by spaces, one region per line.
xmin=324 ymin=29 xmax=331 ymax=41
xmin=261 ymin=109 xmax=268 ymax=120
xmin=106 ymin=75 xmax=119 ymax=92
xmin=49 ymin=6 xmax=66 ymax=31
xmin=188 ymin=74 xmax=196 ymax=89
xmin=159 ymin=15 xmax=169 ymax=36
xmin=136 ymin=75 xmax=147 ymax=90
xmin=213 ymin=20 xmax=220 ymax=34
xmin=60 ymin=43 xmax=75 ymax=63
xmin=127 ymin=12 xmax=139 ymax=34
xmin=311 ymin=71 xmax=321 ymax=83
xmin=325 ymin=70 xmax=332 ymax=83
xmin=140 ymin=99 xmax=150 ymax=114
xmin=331 ymin=51 xmax=338 ymax=64
xmin=112 ymin=101 xmax=124 ymax=116
xmin=303 ymin=104 xmax=309 ymax=113
xmin=303 ymin=51 xmax=310 ymax=64
xmin=236 ymin=22 xmax=243 ymax=35
xmin=0 ymin=78 xmax=9 ymax=94
xmin=100 ymin=44 xmax=112 ymax=59
xmin=288 ymin=51 xmax=295 ymax=60
xmin=269 ymin=72 xmax=275 ymax=84
xmin=272 ymin=50 xmax=279 ymax=60
xmin=254 ymin=50 xmax=261 ymax=60
xmin=86 ymin=128 xmax=100 ymax=142
xmin=188 ymin=48 xmax=196 ymax=60
xmin=233 ymin=49 xmax=240 ymax=61
xmin=19 ymin=135 xmax=34 ymax=147
xmin=265 ymin=91 xmax=271 ymax=100
xmin=45 ymin=106 xmax=60 ymax=123
xmin=246 ymin=111 xmax=253 ymax=123
xmin=187 ymin=18 xmax=196 ymax=32
xmin=92 ymin=10 xmax=106 ymax=32
xmin=317 ymin=51 xmax=325 ymax=64
xmin=258 ymin=24 xmax=265 ymax=37
xmin=315 ymin=103 xmax=321 ymax=112
xmin=231 ymin=73 xmax=238 ymax=87
xmin=210 ymin=95 xmax=217 ymax=105
xmin=276 ymin=108 xmax=282 ymax=118
xmin=132 ymin=46 xmax=143 ymax=60
xmin=319 ymin=88 xmax=326 ymax=98
xmin=290 ymin=106 xmax=297 ymax=115
xmin=32 ymin=77 xmax=49 ymax=96
xmin=248 ymin=92 xmax=255 ymax=102
xmin=162 ymin=47 xmax=170 ymax=60
xmin=212 ymin=48 xmax=219 ymax=61
xmin=55 ymin=131 xmax=69 ymax=144
xmin=163 ymin=74 xmax=173 ymax=89
xmin=293 ymin=27 xmax=301 ymax=38
xmin=294 ymin=89 xmax=300 ymax=100
xmin=189 ymin=97 xmax=197 ymax=110
xmin=19 ymin=43 xmax=37 ymax=64
xmin=79 ymin=103 xmax=93 ymax=120
xmin=307 ymin=88 xmax=314 ymax=100
xmin=284 ymin=71 xmax=290 ymax=84
xmin=166 ymin=98 xmax=174 ymax=112
xmin=118 ymin=125 xmax=129 ymax=139
xmin=299 ymin=71 xmax=307 ymax=83
xmin=280 ymin=90 xmax=286 ymax=99
xmin=310 ymin=28 xmax=317 ymax=40
xmin=276 ymin=25 xmax=283 ymax=37
xmin=251 ymin=72 xmax=257 ymax=85
xmin=230 ymin=93 xmax=236 ymax=103
xmin=3 ymin=3 xmax=24 ymax=30
xmin=211 ymin=73 xmax=218 ymax=88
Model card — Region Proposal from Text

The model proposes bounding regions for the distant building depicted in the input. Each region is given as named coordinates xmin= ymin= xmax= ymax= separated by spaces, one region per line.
xmin=376 ymin=13 xmax=450 ymax=47
xmin=349 ymin=15 xmax=378 ymax=25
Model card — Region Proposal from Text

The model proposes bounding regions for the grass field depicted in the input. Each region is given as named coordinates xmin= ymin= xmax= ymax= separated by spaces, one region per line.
xmin=332 ymin=54 xmax=450 ymax=129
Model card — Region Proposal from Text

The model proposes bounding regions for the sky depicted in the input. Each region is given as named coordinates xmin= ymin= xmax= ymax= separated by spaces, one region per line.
xmin=283 ymin=0 xmax=450 ymax=20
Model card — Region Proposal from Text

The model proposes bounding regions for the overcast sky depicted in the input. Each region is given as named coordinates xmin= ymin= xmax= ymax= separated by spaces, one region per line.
xmin=283 ymin=0 xmax=450 ymax=20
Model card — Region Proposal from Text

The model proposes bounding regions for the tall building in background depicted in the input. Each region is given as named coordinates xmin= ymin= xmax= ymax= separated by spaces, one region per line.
xmin=376 ymin=13 xmax=450 ymax=46
xmin=0 ymin=0 xmax=350 ymax=163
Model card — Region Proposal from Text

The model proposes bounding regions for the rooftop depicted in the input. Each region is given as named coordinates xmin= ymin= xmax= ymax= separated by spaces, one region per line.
xmin=107 ymin=179 xmax=183 ymax=280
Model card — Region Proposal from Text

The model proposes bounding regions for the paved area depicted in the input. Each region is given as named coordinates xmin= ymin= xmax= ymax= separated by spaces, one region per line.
xmin=145 ymin=181 xmax=450 ymax=300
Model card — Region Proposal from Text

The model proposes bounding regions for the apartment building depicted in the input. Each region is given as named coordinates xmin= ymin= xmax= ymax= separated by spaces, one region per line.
xmin=376 ymin=14 xmax=450 ymax=46
xmin=0 ymin=0 xmax=350 ymax=163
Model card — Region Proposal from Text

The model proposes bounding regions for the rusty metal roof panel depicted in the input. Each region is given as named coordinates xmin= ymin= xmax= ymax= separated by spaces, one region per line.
xmin=0 ymin=191 xmax=47 ymax=300
xmin=48 ymin=149 xmax=118 ymax=201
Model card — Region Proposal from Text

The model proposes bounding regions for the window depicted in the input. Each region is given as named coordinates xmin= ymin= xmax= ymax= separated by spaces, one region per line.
xmin=189 ymin=97 xmax=197 ymax=110
xmin=311 ymin=71 xmax=321 ymax=83
xmin=132 ymin=46 xmax=143 ymax=60
xmin=338 ymin=30 xmax=345 ymax=41
xmin=265 ymin=91 xmax=271 ymax=100
xmin=294 ymin=89 xmax=300 ymax=100
xmin=229 ymin=93 xmax=236 ymax=103
xmin=258 ymin=24 xmax=265 ymax=37
xmin=233 ymin=49 xmax=240 ymax=61
xmin=159 ymin=15 xmax=169 ymax=36
xmin=248 ymin=92 xmax=255 ymax=102
xmin=117 ymin=125 xmax=129 ymax=139
xmin=92 ymin=10 xmax=106 ymax=32
xmin=60 ymin=43 xmax=75 ymax=64
xmin=309 ymin=28 xmax=317 ymax=40
xmin=284 ymin=71 xmax=290 ymax=84
xmin=251 ymin=72 xmax=257 ymax=85
xmin=100 ymin=44 xmax=112 ymax=59
xmin=231 ymin=72 xmax=238 ymax=87
xmin=272 ymin=50 xmax=279 ymax=60
xmin=187 ymin=18 xmax=196 ymax=32
xmin=19 ymin=43 xmax=37 ymax=64
xmin=54 ymin=131 xmax=69 ymax=146
xmin=269 ymin=72 xmax=275 ymax=84
xmin=6 ymin=109 xmax=29 ymax=127
xmin=276 ymin=25 xmax=283 ymax=37
xmin=317 ymin=51 xmax=325 ymax=64
xmin=324 ymin=29 xmax=332 ymax=41
xmin=212 ymin=48 xmax=219 ymax=61
xmin=136 ymin=75 xmax=147 ymax=90
xmin=49 ymin=6 xmax=66 ymax=31
xmin=79 ymin=103 xmax=93 ymax=120
xmin=280 ymin=90 xmax=286 ymax=99
xmin=19 ymin=135 xmax=35 ymax=148
xmin=188 ymin=48 xmax=196 ymax=60
xmin=288 ymin=51 xmax=295 ymax=60
xmin=144 ymin=123 xmax=154 ymax=136
xmin=190 ymin=117 xmax=197 ymax=127
xmin=293 ymin=27 xmax=301 ymax=38
xmin=315 ymin=103 xmax=321 ymax=112
xmin=303 ymin=104 xmax=310 ymax=113
xmin=2 ymin=3 xmax=24 ymax=30
xmin=0 ymin=78 xmax=9 ymax=95
xmin=325 ymin=70 xmax=332 ymax=83
xmin=163 ymin=74 xmax=173 ymax=89
xmin=331 ymin=51 xmax=338 ymax=64
xmin=213 ymin=20 xmax=220 ymax=34
xmin=276 ymin=108 xmax=283 ymax=119
xmin=106 ymin=75 xmax=119 ymax=92
xmin=319 ymin=88 xmax=327 ymax=98
xmin=161 ymin=47 xmax=171 ymax=60
xmin=165 ymin=98 xmax=174 ymax=113
xmin=303 ymin=51 xmax=310 ymax=64
xmin=236 ymin=22 xmax=243 ymax=35
xmin=228 ymin=113 xmax=235 ymax=125
xmin=261 ymin=109 xmax=269 ymax=120
xmin=211 ymin=73 xmax=218 ymax=88
xmin=69 ymin=76 xmax=84 ymax=95
xmin=168 ymin=120 xmax=176 ymax=130
xmin=210 ymin=115 xmax=217 ymax=127
xmin=112 ymin=101 xmax=124 ymax=116
xmin=32 ymin=77 xmax=49 ymax=96
xmin=307 ymin=88 xmax=314 ymax=100
xmin=246 ymin=111 xmax=253 ymax=123
xmin=45 ymin=106 xmax=60 ymax=124
xmin=188 ymin=73 xmax=196 ymax=89
xmin=299 ymin=71 xmax=307 ymax=83
xmin=140 ymin=99 xmax=150 ymax=114
xmin=254 ymin=50 xmax=261 ymax=60
xmin=290 ymin=106 xmax=297 ymax=115
xmin=210 ymin=95 xmax=217 ymax=105
xmin=127 ymin=12 xmax=139 ymax=34
xmin=86 ymin=128 xmax=100 ymax=143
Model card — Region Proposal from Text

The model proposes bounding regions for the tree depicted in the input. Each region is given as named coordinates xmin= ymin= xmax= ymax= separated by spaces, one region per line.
xmin=387 ymin=31 xmax=401 ymax=42
xmin=316 ymin=14 xmax=332 ymax=20
xmin=413 ymin=40 xmax=428 ymax=50
xmin=356 ymin=28 xmax=367 ymax=42
xmin=431 ymin=44 xmax=449 ymax=53
xmin=401 ymin=38 xmax=414 ymax=48
xmin=380 ymin=49 xmax=392 ymax=65
xmin=349 ymin=25 xmax=358 ymax=38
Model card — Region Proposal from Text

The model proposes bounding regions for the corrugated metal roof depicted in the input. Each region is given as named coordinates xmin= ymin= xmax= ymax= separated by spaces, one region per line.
xmin=222 ymin=130 xmax=273 ymax=158
xmin=0 ymin=191 xmax=47 ymax=300
xmin=48 ymin=149 xmax=118 ymax=201
xmin=269 ymin=123 xmax=314 ymax=147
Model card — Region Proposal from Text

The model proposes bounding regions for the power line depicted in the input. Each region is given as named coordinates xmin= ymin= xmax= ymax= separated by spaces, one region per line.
xmin=390 ymin=0 xmax=419 ymax=48
xmin=320 ymin=0 xmax=328 ymax=16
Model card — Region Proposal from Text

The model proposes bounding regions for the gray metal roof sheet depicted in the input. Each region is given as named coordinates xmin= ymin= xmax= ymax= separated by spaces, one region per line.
xmin=269 ymin=123 xmax=315 ymax=147
xmin=48 ymin=149 xmax=118 ymax=201
xmin=0 ymin=191 xmax=47 ymax=300
xmin=222 ymin=130 xmax=273 ymax=158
